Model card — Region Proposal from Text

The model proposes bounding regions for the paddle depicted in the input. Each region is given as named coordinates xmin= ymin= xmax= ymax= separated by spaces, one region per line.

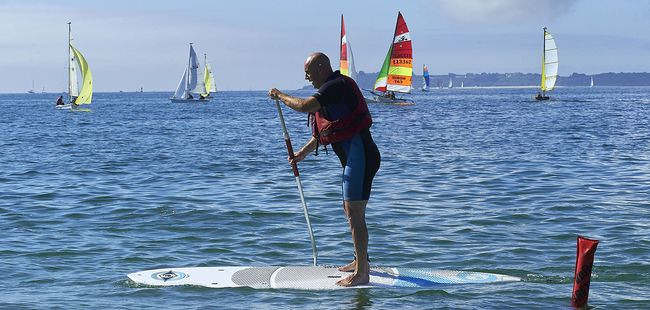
xmin=273 ymin=99 xmax=318 ymax=266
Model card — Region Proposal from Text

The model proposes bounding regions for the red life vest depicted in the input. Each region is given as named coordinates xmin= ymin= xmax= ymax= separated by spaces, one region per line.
xmin=311 ymin=75 xmax=372 ymax=145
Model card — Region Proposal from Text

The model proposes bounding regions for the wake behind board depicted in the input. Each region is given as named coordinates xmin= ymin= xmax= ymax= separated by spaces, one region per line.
xmin=128 ymin=266 xmax=520 ymax=290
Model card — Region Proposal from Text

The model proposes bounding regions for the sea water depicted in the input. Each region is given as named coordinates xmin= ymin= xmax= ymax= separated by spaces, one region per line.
xmin=1 ymin=87 xmax=648 ymax=309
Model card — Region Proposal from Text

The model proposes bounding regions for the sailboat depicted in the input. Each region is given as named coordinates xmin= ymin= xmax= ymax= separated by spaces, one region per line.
xmin=56 ymin=22 xmax=93 ymax=110
xmin=460 ymin=81 xmax=464 ymax=88
xmin=535 ymin=27 xmax=558 ymax=100
xmin=27 ymin=80 xmax=35 ymax=94
xmin=339 ymin=15 xmax=358 ymax=83
xmin=589 ymin=76 xmax=594 ymax=88
xmin=369 ymin=12 xmax=414 ymax=105
xmin=170 ymin=43 xmax=212 ymax=102
xmin=448 ymin=76 xmax=453 ymax=88
xmin=421 ymin=64 xmax=430 ymax=91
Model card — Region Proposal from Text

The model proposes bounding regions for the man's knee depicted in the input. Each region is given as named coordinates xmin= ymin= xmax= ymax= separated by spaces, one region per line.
xmin=344 ymin=201 xmax=367 ymax=219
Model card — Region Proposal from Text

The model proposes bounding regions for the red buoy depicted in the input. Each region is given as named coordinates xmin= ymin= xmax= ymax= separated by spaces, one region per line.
xmin=571 ymin=236 xmax=599 ymax=308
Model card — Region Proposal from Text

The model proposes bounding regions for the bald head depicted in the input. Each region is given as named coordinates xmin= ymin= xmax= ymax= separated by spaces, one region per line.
xmin=305 ymin=52 xmax=332 ymax=70
xmin=304 ymin=52 xmax=333 ymax=89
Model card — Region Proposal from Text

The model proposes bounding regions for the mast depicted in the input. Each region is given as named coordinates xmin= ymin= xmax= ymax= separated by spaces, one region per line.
xmin=340 ymin=14 xmax=343 ymax=73
xmin=68 ymin=22 xmax=71 ymax=101
xmin=205 ymin=52 xmax=208 ymax=94
xmin=186 ymin=43 xmax=192 ymax=99
xmin=541 ymin=27 xmax=546 ymax=96
xmin=204 ymin=52 xmax=208 ymax=96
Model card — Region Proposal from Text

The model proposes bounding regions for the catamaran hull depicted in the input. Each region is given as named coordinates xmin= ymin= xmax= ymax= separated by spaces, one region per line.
xmin=170 ymin=98 xmax=211 ymax=103
xmin=367 ymin=95 xmax=414 ymax=106
xmin=55 ymin=104 xmax=90 ymax=112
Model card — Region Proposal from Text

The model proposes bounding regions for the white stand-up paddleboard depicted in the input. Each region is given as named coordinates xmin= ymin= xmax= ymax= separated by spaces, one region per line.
xmin=128 ymin=266 xmax=520 ymax=290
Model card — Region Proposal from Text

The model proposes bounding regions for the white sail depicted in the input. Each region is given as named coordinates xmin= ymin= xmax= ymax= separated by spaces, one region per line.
xmin=448 ymin=77 xmax=452 ymax=88
xmin=69 ymin=45 xmax=79 ymax=97
xmin=347 ymin=41 xmax=358 ymax=83
xmin=590 ymin=76 xmax=594 ymax=87
xmin=541 ymin=29 xmax=558 ymax=91
xmin=173 ymin=67 xmax=188 ymax=99
xmin=187 ymin=45 xmax=200 ymax=94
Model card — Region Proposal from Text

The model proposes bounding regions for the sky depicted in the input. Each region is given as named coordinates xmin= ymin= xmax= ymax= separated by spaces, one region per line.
xmin=1 ymin=0 xmax=649 ymax=92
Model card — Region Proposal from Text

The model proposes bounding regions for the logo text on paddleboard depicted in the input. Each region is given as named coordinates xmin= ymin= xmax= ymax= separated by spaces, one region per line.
xmin=152 ymin=270 xmax=188 ymax=282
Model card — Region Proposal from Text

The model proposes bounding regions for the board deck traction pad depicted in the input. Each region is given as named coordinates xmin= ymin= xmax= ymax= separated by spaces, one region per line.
xmin=128 ymin=266 xmax=521 ymax=290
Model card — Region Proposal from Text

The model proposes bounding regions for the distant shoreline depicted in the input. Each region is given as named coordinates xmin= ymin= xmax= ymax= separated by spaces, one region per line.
xmin=5 ymin=85 xmax=650 ymax=94
xmin=309 ymin=71 xmax=650 ymax=91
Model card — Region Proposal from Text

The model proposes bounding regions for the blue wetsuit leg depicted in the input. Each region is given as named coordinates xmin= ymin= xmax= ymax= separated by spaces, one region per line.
xmin=341 ymin=134 xmax=366 ymax=201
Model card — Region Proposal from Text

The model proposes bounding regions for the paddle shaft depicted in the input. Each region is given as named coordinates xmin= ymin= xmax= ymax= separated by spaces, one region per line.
xmin=274 ymin=99 xmax=318 ymax=266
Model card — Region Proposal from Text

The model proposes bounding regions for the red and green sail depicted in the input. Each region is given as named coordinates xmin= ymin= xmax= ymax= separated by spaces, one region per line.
xmin=374 ymin=12 xmax=412 ymax=93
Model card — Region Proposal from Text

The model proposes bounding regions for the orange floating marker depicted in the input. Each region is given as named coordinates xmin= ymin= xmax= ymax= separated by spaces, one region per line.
xmin=571 ymin=236 xmax=599 ymax=308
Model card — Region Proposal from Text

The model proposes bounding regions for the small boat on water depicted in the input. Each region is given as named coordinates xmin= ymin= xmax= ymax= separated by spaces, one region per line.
xmin=339 ymin=15 xmax=358 ymax=83
xmin=589 ymin=76 xmax=594 ymax=88
xmin=27 ymin=80 xmax=35 ymax=94
xmin=170 ymin=43 xmax=215 ymax=103
xmin=535 ymin=27 xmax=558 ymax=101
xmin=421 ymin=64 xmax=429 ymax=92
xmin=367 ymin=12 xmax=414 ymax=105
xmin=448 ymin=76 xmax=453 ymax=88
xmin=56 ymin=22 xmax=93 ymax=111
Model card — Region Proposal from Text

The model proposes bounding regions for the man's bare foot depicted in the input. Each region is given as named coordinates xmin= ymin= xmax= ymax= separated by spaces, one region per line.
xmin=338 ymin=260 xmax=370 ymax=272
xmin=336 ymin=271 xmax=369 ymax=287
xmin=338 ymin=260 xmax=356 ymax=272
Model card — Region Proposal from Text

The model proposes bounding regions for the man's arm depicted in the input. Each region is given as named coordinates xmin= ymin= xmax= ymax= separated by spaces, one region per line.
xmin=290 ymin=136 xmax=318 ymax=165
xmin=269 ymin=88 xmax=321 ymax=113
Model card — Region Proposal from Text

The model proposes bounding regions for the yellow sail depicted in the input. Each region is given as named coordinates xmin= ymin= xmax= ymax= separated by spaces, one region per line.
xmin=203 ymin=63 xmax=216 ymax=95
xmin=70 ymin=44 xmax=92 ymax=104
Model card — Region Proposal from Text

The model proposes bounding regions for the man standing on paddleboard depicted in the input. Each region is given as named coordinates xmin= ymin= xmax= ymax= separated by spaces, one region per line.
xmin=269 ymin=52 xmax=380 ymax=286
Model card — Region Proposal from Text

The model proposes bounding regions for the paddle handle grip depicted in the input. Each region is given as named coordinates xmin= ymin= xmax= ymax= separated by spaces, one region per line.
xmin=285 ymin=138 xmax=299 ymax=177
xmin=274 ymin=99 xmax=299 ymax=177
